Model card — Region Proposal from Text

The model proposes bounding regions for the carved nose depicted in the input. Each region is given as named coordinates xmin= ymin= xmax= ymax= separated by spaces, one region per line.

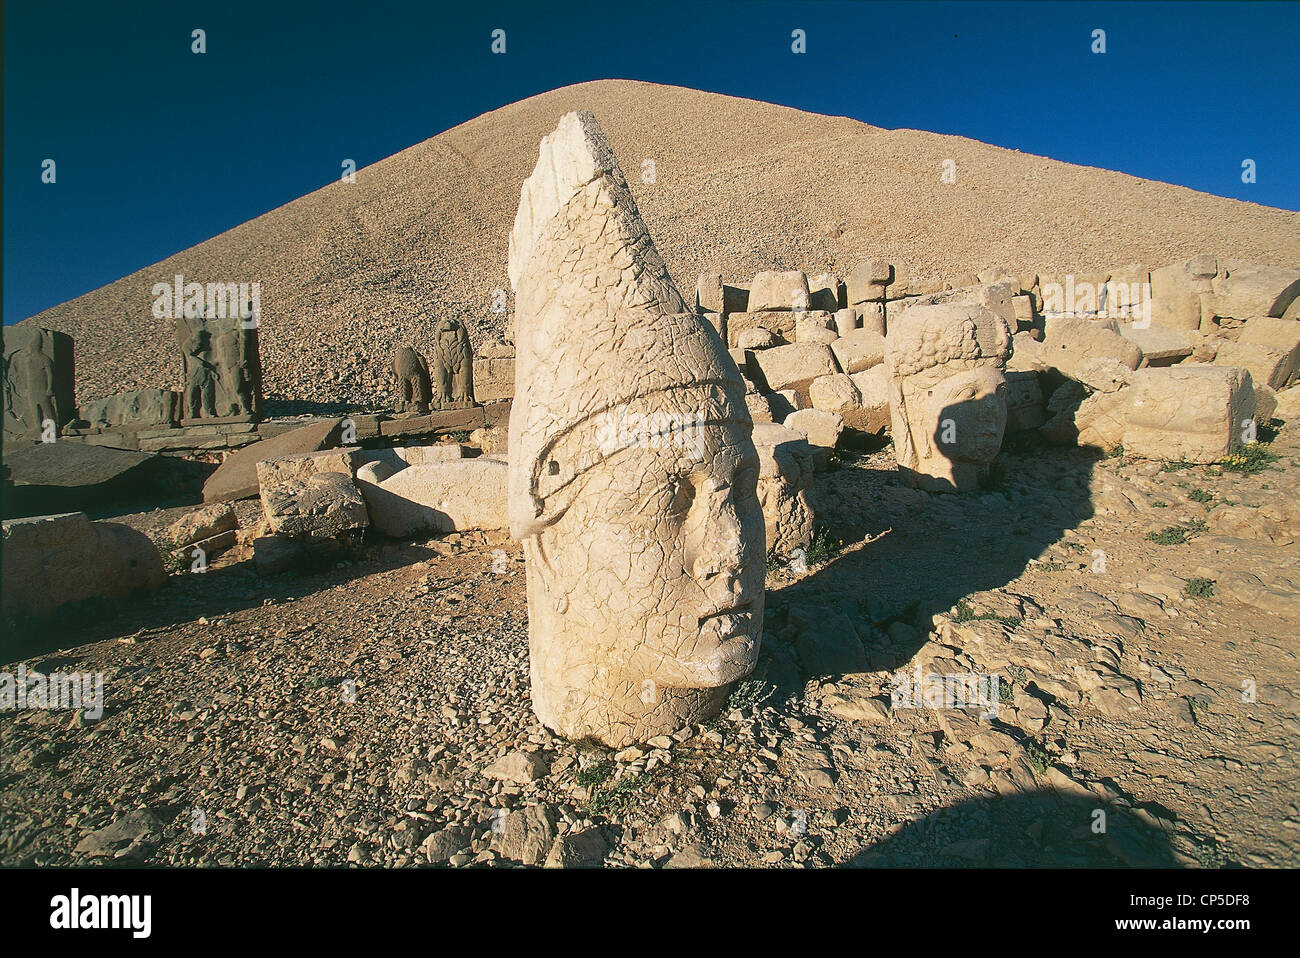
xmin=689 ymin=478 xmax=743 ymax=583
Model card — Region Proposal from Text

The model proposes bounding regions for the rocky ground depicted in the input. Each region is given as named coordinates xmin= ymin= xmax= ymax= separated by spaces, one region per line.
xmin=2 ymin=418 xmax=1298 ymax=868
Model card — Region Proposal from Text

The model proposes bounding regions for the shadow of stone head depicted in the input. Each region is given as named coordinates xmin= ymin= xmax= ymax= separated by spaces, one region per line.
xmin=744 ymin=432 xmax=1100 ymax=704
xmin=846 ymin=789 xmax=1196 ymax=868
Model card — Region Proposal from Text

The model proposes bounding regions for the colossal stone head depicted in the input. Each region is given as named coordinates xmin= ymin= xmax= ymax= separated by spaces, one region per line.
xmin=885 ymin=303 xmax=1012 ymax=492
xmin=508 ymin=112 xmax=764 ymax=747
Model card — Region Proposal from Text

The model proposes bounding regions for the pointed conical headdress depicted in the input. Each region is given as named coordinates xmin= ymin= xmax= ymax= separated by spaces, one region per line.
xmin=507 ymin=111 xmax=747 ymax=540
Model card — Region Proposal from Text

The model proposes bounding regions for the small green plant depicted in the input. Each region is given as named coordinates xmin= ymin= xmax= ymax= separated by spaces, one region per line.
xmin=1061 ymin=541 xmax=1088 ymax=555
xmin=804 ymin=526 xmax=842 ymax=566
xmin=1105 ymin=443 xmax=1125 ymax=460
xmin=1193 ymin=841 xmax=1228 ymax=869
xmin=587 ymin=771 xmax=645 ymax=816
xmin=1221 ymin=443 xmax=1279 ymax=474
xmin=727 ymin=678 xmax=775 ymax=712
xmin=1022 ymin=739 xmax=1051 ymax=776
xmin=447 ymin=429 xmax=472 ymax=443
xmin=1185 ymin=578 xmax=1215 ymax=598
xmin=1038 ymin=561 xmax=1066 ymax=572
xmin=1146 ymin=517 xmax=1207 ymax=545
xmin=154 ymin=534 xmax=187 ymax=575
xmin=574 ymin=760 xmax=614 ymax=791
xmin=1188 ymin=487 xmax=1213 ymax=505
xmin=1151 ymin=500 xmax=1168 ymax=508
xmin=1160 ymin=459 xmax=1199 ymax=473
xmin=953 ymin=601 xmax=1023 ymax=629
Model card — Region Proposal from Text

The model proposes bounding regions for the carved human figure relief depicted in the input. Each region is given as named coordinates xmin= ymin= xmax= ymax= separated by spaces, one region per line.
xmin=508 ymin=111 xmax=765 ymax=747
xmin=885 ymin=303 xmax=1012 ymax=492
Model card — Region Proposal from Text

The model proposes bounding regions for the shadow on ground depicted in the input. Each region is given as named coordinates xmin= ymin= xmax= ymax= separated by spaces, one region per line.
xmin=845 ymin=789 xmax=1199 ymax=867
xmin=744 ymin=437 xmax=1101 ymax=704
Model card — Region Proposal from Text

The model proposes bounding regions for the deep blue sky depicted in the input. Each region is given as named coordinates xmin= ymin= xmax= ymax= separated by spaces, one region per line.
xmin=5 ymin=0 xmax=1297 ymax=324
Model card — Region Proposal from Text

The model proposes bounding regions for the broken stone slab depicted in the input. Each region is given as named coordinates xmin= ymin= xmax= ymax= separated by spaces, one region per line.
xmin=784 ymin=408 xmax=844 ymax=466
xmin=1207 ymin=264 xmax=1300 ymax=321
xmin=1 ymin=512 xmax=164 ymax=640
xmin=1 ymin=442 xmax=185 ymax=519
xmin=752 ymin=422 xmax=815 ymax=558
xmin=202 ymin=418 xmax=344 ymax=503
xmin=808 ymin=273 xmax=845 ymax=312
xmin=1213 ymin=342 xmax=1296 ymax=392
xmin=794 ymin=312 xmax=838 ymax=344
xmin=844 ymin=258 xmax=893 ymax=305
xmin=256 ymin=446 xmax=361 ymax=487
xmin=1123 ymin=365 xmax=1256 ymax=462
xmin=472 ymin=357 xmax=516 ymax=403
xmin=1230 ymin=317 xmax=1300 ymax=388
xmin=1120 ymin=323 xmax=1194 ymax=366
xmin=847 ymin=366 xmax=892 ymax=434
xmin=377 ymin=406 xmax=486 ymax=439
xmin=749 ymin=270 xmax=810 ymax=312
xmin=749 ymin=343 xmax=838 ymax=399
xmin=737 ymin=327 xmax=779 ymax=350
xmin=166 ymin=502 xmax=238 ymax=547
xmin=362 ymin=458 xmax=508 ymax=537
xmin=81 ymin=389 xmax=180 ymax=432
xmin=809 ymin=374 xmax=861 ymax=420
xmin=830 ymin=329 xmax=885 ymax=374
xmin=745 ymin=392 xmax=774 ymax=423
xmin=727 ymin=311 xmax=795 ymax=347
xmin=261 ymin=471 xmax=369 ymax=539
xmin=1004 ymin=370 xmax=1046 ymax=432
xmin=696 ymin=273 xmax=724 ymax=314
xmin=1041 ymin=315 xmax=1144 ymax=384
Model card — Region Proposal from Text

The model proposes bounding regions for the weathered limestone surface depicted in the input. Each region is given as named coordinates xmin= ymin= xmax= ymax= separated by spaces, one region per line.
xmin=167 ymin=502 xmax=238 ymax=548
xmin=81 ymin=389 xmax=180 ymax=431
xmin=808 ymin=273 xmax=844 ymax=313
xmin=2 ymin=512 xmax=163 ymax=629
xmin=727 ymin=311 xmax=796 ymax=347
xmin=752 ymin=422 xmax=815 ymax=558
xmin=1208 ymin=265 xmax=1300 ymax=320
xmin=202 ymin=419 xmax=344 ymax=503
xmin=506 ymin=111 xmax=764 ymax=746
xmin=1229 ymin=318 xmax=1300 ymax=388
xmin=430 ymin=318 xmax=476 ymax=409
xmin=261 ymin=472 xmax=369 ymax=538
xmin=749 ymin=271 xmax=810 ymax=312
xmin=363 ymin=458 xmax=509 ymax=537
xmin=749 ymin=343 xmax=838 ymax=398
xmin=393 ymin=346 xmax=432 ymax=415
xmin=848 ymin=366 xmax=892 ymax=435
xmin=3 ymin=326 xmax=75 ymax=439
xmin=1041 ymin=316 xmax=1144 ymax=386
xmin=1119 ymin=324 xmax=1193 ymax=366
xmin=1123 ymin=366 xmax=1256 ymax=462
xmin=830 ymin=329 xmax=885 ymax=374
xmin=1004 ymin=370 xmax=1046 ymax=432
xmin=885 ymin=303 xmax=1012 ymax=492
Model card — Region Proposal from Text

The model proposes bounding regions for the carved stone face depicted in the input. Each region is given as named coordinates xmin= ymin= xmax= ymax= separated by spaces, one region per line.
xmin=898 ymin=363 xmax=1008 ymax=490
xmin=524 ymin=412 xmax=765 ymax=744
xmin=886 ymin=304 xmax=1012 ymax=492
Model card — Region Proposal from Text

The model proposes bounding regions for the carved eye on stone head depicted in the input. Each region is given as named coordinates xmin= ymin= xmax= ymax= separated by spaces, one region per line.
xmin=547 ymin=460 xmax=560 ymax=476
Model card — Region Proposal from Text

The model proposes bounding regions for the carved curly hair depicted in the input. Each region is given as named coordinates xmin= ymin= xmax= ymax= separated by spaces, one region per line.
xmin=887 ymin=305 xmax=1012 ymax=378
